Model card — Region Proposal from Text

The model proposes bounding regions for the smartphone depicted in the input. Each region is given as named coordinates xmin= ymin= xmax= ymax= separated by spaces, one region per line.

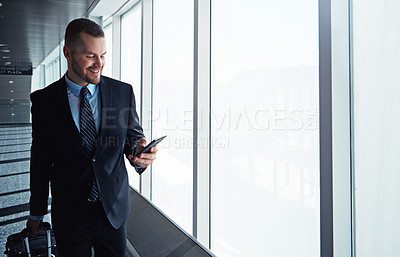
xmin=134 ymin=135 xmax=167 ymax=157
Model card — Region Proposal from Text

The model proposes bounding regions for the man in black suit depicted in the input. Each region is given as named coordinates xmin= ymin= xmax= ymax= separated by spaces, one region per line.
xmin=26 ymin=18 xmax=157 ymax=256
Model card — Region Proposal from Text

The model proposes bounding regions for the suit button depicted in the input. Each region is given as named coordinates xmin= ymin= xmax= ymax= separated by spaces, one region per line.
xmin=92 ymin=157 xmax=96 ymax=162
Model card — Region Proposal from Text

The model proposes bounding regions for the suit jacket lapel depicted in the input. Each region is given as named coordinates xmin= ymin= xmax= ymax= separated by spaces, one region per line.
xmin=55 ymin=75 xmax=88 ymax=157
xmin=95 ymin=77 xmax=113 ymax=156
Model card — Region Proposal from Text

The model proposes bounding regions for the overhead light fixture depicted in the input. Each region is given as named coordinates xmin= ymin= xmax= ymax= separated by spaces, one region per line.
xmin=1 ymin=49 xmax=10 ymax=52
xmin=0 ymin=3 xmax=2 ymax=7
xmin=3 ymin=56 xmax=10 ymax=59
xmin=0 ymin=43 xmax=7 ymax=47
xmin=10 ymin=90 xmax=13 ymax=93
xmin=4 ymin=61 xmax=11 ymax=65
xmin=9 ymin=80 xmax=14 ymax=84
xmin=11 ymin=113 xmax=15 ymax=116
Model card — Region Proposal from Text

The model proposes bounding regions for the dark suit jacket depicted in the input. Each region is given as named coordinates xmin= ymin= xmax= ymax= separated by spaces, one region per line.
xmin=29 ymin=75 xmax=144 ymax=235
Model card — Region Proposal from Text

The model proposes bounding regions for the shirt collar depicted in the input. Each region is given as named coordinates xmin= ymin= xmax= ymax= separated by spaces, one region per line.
xmin=65 ymin=74 xmax=97 ymax=98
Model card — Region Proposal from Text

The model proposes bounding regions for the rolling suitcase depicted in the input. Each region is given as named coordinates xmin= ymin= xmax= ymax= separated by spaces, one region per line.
xmin=4 ymin=222 xmax=57 ymax=257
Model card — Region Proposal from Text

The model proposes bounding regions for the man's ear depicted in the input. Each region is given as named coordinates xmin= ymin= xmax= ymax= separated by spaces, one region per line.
xmin=63 ymin=45 xmax=71 ymax=60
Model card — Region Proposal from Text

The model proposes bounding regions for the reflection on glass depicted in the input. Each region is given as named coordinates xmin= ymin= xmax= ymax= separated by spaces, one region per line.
xmin=211 ymin=0 xmax=320 ymax=256
xmin=103 ymin=23 xmax=113 ymax=78
xmin=353 ymin=1 xmax=400 ymax=256
xmin=152 ymin=0 xmax=194 ymax=234
xmin=121 ymin=3 xmax=142 ymax=190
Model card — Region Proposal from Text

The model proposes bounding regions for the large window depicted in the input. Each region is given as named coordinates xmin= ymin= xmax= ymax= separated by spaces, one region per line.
xmin=121 ymin=2 xmax=142 ymax=190
xmin=152 ymin=0 xmax=194 ymax=234
xmin=102 ymin=23 xmax=113 ymax=77
xmin=352 ymin=0 xmax=400 ymax=256
xmin=45 ymin=57 xmax=60 ymax=85
xmin=210 ymin=0 xmax=320 ymax=256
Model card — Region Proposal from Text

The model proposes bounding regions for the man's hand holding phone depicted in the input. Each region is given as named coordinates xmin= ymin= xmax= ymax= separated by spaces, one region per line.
xmin=128 ymin=137 xmax=160 ymax=168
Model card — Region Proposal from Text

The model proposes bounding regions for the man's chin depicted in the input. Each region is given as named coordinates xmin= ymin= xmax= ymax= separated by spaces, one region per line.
xmin=86 ymin=76 xmax=101 ymax=85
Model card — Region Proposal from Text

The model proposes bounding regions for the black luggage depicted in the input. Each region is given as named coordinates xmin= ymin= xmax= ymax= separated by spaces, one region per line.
xmin=4 ymin=222 xmax=57 ymax=257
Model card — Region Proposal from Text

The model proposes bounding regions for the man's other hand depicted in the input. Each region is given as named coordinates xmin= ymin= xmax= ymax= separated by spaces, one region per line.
xmin=128 ymin=138 xmax=158 ymax=168
xmin=26 ymin=218 xmax=43 ymax=237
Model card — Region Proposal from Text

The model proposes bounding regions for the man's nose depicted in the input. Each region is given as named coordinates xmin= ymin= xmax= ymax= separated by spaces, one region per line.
xmin=93 ymin=56 xmax=102 ymax=66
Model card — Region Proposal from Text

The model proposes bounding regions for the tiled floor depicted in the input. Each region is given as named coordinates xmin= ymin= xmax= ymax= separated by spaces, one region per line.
xmin=0 ymin=124 xmax=51 ymax=254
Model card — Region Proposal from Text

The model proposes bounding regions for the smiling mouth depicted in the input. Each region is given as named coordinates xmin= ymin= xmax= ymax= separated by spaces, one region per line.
xmin=87 ymin=67 xmax=100 ymax=74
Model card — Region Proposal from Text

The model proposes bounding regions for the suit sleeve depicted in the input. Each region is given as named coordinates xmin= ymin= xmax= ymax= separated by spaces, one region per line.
xmin=123 ymin=86 xmax=146 ymax=173
xmin=29 ymin=92 xmax=52 ymax=216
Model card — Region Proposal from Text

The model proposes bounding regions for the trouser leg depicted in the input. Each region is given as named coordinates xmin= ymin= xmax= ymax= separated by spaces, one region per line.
xmin=54 ymin=201 xmax=126 ymax=257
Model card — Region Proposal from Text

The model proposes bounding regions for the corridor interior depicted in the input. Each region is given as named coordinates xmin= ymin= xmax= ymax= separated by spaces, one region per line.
xmin=0 ymin=124 xmax=53 ymax=251
xmin=0 ymin=124 xmax=213 ymax=257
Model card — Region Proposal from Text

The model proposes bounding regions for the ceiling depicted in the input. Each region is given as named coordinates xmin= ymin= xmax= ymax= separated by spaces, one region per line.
xmin=0 ymin=0 xmax=99 ymax=102
xmin=0 ymin=0 xmax=98 ymax=68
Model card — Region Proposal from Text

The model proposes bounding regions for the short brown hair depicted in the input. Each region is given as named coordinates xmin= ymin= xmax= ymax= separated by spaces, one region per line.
xmin=65 ymin=18 xmax=104 ymax=50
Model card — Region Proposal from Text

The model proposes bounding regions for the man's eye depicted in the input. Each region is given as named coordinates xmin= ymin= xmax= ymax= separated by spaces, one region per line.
xmin=87 ymin=55 xmax=94 ymax=58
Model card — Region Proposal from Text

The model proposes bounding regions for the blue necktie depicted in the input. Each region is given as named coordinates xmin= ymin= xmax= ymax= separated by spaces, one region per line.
xmin=79 ymin=87 xmax=99 ymax=202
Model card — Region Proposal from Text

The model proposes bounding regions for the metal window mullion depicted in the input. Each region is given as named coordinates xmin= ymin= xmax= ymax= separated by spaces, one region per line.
xmin=319 ymin=0 xmax=334 ymax=256
xmin=140 ymin=0 xmax=153 ymax=199
xmin=193 ymin=0 xmax=211 ymax=247
xmin=193 ymin=0 xmax=198 ymax=237
xmin=112 ymin=15 xmax=121 ymax=80
xmin=58 ymin=44 xmax=62 ymax=79
xmin=349 ymin=0 xmax=356 ymax=255
xmin=331 ymin=0 xmax=352 ymax=256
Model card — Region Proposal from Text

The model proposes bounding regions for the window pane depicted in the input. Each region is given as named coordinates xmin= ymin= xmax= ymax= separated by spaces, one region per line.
xmin=121 ymin=3 xmax=142 ymax=190
xmin=55 ymin=59 xmax=59 ymax=80
xmin=352 ymin=1 xmax=400 ymax=256
xmin=103 ymin=23 xmax=113 ymax=77
xmin=152 ymin=0 xmax=194 ymax=234
xmin=211 ymin=0 xmax=320 ymax=256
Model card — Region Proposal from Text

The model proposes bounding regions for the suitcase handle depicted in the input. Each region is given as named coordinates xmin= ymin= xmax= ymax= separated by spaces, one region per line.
xmin=22 ymin=222 xmax=53 ymax=257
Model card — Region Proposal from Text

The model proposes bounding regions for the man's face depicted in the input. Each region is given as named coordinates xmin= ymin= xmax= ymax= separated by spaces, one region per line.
xmin=64 ymin=32 xmax=106 ymax=86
